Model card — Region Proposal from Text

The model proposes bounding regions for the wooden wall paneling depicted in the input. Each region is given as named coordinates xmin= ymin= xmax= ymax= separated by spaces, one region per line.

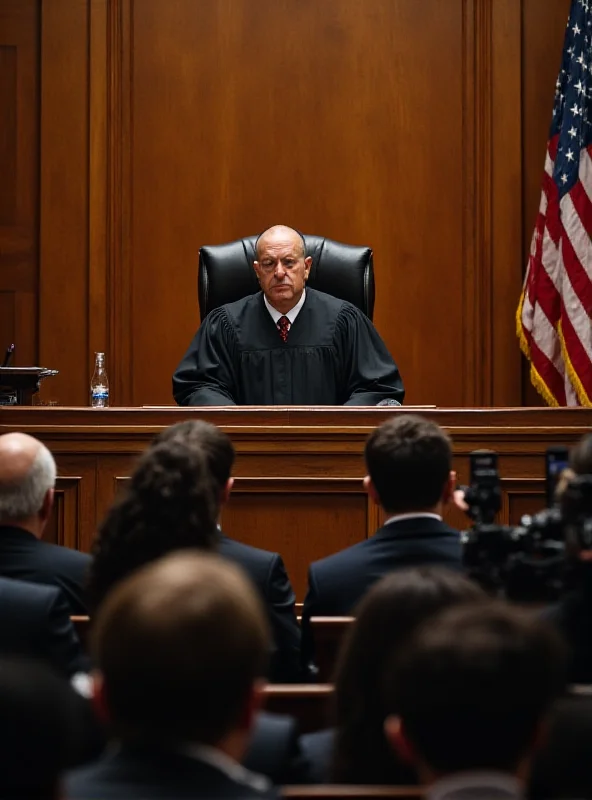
xmin=491 ymin=0 xmax=523 ymax=406
xmin=45 ymin=476 xmax=83 ymax=548
xmin=225 ymin=478 xmax=369 ymax=599
xmin=521 ymin=0 xmax=572 ymax=405
xmin=44 ymin=455 xmax=97 ymax=552
xmin=460 ymin=0 xmax=522 ymax=407
xmin=31 ymin=0 xmax=577 ymax=408
xmin=0 ymin=293 xmax=15 ymax=367
xmin=129 ymin=0 xmax=469 ymax=407
xmin=39 ymin=0 xmax=90 ymax=405
xmin=88 ymin=0 xmax=108 ymax=378
xmin=501 ymin=478 xmax=546 ymax=527
xmin=0 ymin=0 xmax=39 ymax=368
xmin=96 ymin=453 xmax=143 ymax=526
xmin=0 ymin=406 xmax=589 ymax=563
xmin=462 ymin=0 xmax=492 ymax=406
xmin=106 ymin=0 xmax=133 ymax=406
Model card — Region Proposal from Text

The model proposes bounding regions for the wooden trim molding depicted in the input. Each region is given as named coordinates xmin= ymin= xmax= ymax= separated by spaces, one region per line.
xmin=53 ymin=476 xmax=84 ymax=549
xmin=500 ymin=476 xmax=545 ymax=521
xmin=462 ymin=0 xmax=493 ymax=406
xmin=88 ymin=0 xmax=108 ymax=374
xmin=107 ymin=0 xmax=133 ymax=406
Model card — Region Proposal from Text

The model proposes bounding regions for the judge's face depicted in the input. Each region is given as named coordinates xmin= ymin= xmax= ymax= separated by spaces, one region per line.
xmin=254 ymin=232 xmax=312 ymax=313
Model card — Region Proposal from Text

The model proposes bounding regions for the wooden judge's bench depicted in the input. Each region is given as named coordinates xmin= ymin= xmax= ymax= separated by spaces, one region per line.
xmin=0 ymin=406 xmax=590 ymax=600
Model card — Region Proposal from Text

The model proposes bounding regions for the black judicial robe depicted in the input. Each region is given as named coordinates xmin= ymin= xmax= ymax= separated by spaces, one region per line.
xmin=173 ymin=289 xmax=405 ymax=406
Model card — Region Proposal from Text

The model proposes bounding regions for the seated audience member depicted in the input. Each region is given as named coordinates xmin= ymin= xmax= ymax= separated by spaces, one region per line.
xmin=88 ymin=435 xmax=300 ymax=782
xmin=301 ymin=414 xmax=463 ymax=667
xmin=0 ymin=656 xmax=100 ymax=799
xmin=542 ymin=433 xmax=592 ymax=683
xmin=0 ymin=575 xmax=86 ymax=677
xmin=67 ymin=552 xmax=277 ymax=800
xmin=153 ymin=420 xmax=301 ymax=683
xmin=87 ymin=437 xmax=219 ymax=609
xmin=298 ymin=567 xmax=486 ymax=784
xmin=385 ymin=603 xmax=566 ymax=800
xmin=528 ymin=691 xmax=592 ymax=800
xmin=0 ymin=433 xmax=90 ymax=614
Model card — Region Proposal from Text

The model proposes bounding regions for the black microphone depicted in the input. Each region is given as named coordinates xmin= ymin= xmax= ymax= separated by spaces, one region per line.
xmin=1 ymin=344 xmax=14 ymax=368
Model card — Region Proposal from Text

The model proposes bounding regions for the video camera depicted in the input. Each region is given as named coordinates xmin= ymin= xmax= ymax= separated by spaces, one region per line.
xmin=460 ymin=446 xmax=592 ymax=600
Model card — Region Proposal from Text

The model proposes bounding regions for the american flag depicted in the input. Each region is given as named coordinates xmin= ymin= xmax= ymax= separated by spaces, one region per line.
xmin=517 ymin=0 xmax=592 ymax=406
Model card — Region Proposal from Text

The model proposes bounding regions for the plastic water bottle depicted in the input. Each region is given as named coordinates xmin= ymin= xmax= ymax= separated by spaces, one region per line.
xmin=90 ymin=352 xmax=109 ymax=408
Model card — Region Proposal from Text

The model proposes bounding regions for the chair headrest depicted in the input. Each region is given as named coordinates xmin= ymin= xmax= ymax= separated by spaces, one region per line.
xmin=198 ymin=234 xmax=375 ymax=321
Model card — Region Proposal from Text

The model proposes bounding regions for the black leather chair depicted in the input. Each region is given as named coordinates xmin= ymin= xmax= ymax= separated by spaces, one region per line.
xmin=198 ymin=234 xmax=375 ymax=322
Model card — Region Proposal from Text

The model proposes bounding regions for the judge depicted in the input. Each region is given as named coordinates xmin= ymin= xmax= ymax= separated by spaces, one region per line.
xmin=173 ymin=225 xmax=405 ymax=406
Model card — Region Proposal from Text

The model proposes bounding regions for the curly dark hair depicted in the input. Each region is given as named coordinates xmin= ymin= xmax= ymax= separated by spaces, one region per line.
xmin=152 ymin=420 xmax=235 ymax=490
xmin=331 ymin=567 xmax=486 ymax=784
xmin=87 ymin=437 xmax=220 ymax=611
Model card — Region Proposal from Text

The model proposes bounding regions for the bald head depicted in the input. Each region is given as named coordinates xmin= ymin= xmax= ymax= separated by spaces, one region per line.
xmin=255 ymin=225 xmax=306 ymax=260
xmin=0 ymin=433 xmax=56 ymax=526
xmin=253 ymin=225 xmax=311 ymax=314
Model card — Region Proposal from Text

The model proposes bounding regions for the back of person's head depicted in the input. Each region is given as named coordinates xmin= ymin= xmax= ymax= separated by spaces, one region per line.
xmin=364 ymin=415 xmax=453 ymax=513
xmin=92 ymin=551 xmax=269 ymax=754
xmin=386 ymin=603 xmax=566 ymax=780
xmin=0 ymin=657 xmax=94 ymax=799
xmin=570 ymin=433 xmax=592 ymax=475
xmin=332 ymin=568 xmax=486 ymax=784
xmin=88 ymin=437 xmax=220 ymax=610
xmin=0 ymin=432 xmax=56 ymax=526
xmin=153 ymin=420 xmax=235 ymax=492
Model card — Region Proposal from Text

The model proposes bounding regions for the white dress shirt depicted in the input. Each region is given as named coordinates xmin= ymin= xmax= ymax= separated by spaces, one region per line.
xmin=181 ymin=742 xmax=270 ymax=792
xmin=264 ymin=288 xmax=306 ymax=330
xmin=427 ymin=770 xmax=523 ymax=800
xmin=383 ymin=511 xmax=443 ymax=527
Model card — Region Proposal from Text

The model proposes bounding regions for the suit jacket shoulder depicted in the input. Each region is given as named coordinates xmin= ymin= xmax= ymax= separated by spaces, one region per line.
xmin=310 ymin=518 xmax=462 ymax=589
xmin=218 ymin=535 xmax=277 ymax=593
xmin=0 ymin=527 xmax=91 ymax=615
xmin=0 ymin=577 xmax=86 ymax=676
xmin=66 ymin=746 xmax=278 ymax=799
xmin=218 ymin=533 xmax=302 ymax=683
xmin=297 ymin=728 xmax=335 ymax=784
xmin=244 ymin=712 xmax=299 ymax=785
xmin=304 ymin=518 xmax=462 ymax=625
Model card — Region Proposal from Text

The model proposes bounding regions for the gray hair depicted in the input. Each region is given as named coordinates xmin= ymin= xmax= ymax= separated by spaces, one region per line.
xmin=0 ymin=445 xmax=57 ymax=522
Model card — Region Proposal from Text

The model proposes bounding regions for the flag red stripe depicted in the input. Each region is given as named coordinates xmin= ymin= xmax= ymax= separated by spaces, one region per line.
xmin=529 ymin=338 xmax=567 ymax=405
xmin=560 ymin=218 xmax=592 ymax=316
xmin=525 ymin=256 xmax=561 ymax=326
xmin=560 ymin=305 xmax=592 ymax=399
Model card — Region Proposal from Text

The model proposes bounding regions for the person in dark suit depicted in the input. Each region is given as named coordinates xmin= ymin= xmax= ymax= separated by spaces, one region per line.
xmin=154 ymin=420 xmax=301 ymax=683
xmin=0 ymin=656 xmax=103 ymax=799
xmin=385 ymin=603 xmax=566 ymax=800
xmin=297 ymin=567 xmax=486 ymax=785
xmin=539 ymin=433 xmax=592 ymax=683
xmin=301 ymin=414 xmax=463 ymax=668
xmin=0 ymin=432 xmax=90 ymax=614
xmin=173 ymin=224 xmax=404 ymax=407
xmin=0 ymin=576 xmax=87 ymax=677
xmin=528 ymin=692 xmax=592 ymax=800
xmin=67 ymin=551 xmax=277 ymax=800
xmin=88 ymin=434 xmax=300 ymax=782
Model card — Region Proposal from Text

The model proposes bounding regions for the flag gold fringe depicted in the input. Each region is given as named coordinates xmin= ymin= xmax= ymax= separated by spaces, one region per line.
xmin=516 ymin=289 xmax=531 ymax=359
xmin=557 ymin=318 xmax=592 ymax=407
xmin=527 ymin=363 xmax=561 ymax=407
xmin=516 ymin=289 xmax=561 ymax=407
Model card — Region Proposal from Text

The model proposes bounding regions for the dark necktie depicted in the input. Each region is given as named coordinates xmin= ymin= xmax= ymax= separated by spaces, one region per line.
xmin=277 ymin=316 xmax=290 ymax=342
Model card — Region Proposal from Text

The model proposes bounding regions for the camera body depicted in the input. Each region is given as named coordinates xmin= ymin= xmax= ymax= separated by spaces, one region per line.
xmin=461 ymin=446 xmax=586 ymax=600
